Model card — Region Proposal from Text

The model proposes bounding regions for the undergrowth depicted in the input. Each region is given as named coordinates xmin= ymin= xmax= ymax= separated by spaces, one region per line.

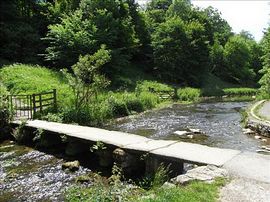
xmin=65 ymin=164 xmax=226 ymax=202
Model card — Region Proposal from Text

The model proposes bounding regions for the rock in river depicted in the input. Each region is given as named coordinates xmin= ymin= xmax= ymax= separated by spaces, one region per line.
xmin=242 ymin=128 xmax=255 ymax=135
xmin=173 ymin=131 xmax=191 ymax=136
xmin=62 ymin=160 xmax=80 ymax=172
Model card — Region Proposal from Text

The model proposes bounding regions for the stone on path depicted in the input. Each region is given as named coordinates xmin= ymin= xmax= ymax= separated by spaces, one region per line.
xmin=151 ymin=142 xmax=241 ymax=166
xmin=171 ymin=165 xmax=228 ymax=185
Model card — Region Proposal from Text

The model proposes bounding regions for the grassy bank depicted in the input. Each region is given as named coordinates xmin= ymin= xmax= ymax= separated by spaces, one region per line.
xmin=0 ymin=64 xmax=168 ymax=126
xmin=0 ymin=64 xmax=258 ymax=126
xmin=65 ymin=168 xmax=226 ymax=202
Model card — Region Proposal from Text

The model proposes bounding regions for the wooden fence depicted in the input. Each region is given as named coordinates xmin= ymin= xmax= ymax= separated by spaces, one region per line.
xmin=148 ymin=87 xmax=178 ymax=100
xmin=0 ymin=89 xmax=56 ymax=120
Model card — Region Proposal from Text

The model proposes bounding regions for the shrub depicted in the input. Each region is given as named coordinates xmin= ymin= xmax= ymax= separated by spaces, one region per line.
xmin=0 ymin=86 xmax=8 ymax=109
xmin=138 ymin=92 xmax=160 ymax=110
xmin=0 ymin=83 xmax=11 ymax=133
xmin=107 ymin=95 xmax=129 ymax=117
xmin=65 ymin=165 xmax=143 ymax=202
xmin=121 ymin=93 xmax=144 ymax=113
xmin=222 ymin=88 xmax=257 ymax=96
xmin=41 ymin=113 xmax=64 ymax=123
xmin=136 ymin=80 xmax=173 ymax=93
xmin=177 ymin=87 xmax=201 ymax=102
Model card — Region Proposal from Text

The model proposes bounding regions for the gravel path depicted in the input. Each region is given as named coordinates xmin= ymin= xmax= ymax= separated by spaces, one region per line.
xmin=220 ymin=152 xmax=270 ymax=202
xmin=259 ymin=101 xmax=270 ymax=121
xmin=219 ymin=178 xmax=270 ymax=202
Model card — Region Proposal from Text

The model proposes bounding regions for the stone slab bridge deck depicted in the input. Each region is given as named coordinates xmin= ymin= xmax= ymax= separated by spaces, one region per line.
xmin=13 ymin=120 xmax=270 ymax=181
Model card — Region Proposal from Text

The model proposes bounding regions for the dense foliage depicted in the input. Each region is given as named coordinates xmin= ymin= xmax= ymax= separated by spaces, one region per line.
xmin=1 ymin=0 xmax=267 ymax=123
xmin=259 ymin=27 xmax=270 ymax=98
xmin=0 ymin=0 xmax=264 ymax=88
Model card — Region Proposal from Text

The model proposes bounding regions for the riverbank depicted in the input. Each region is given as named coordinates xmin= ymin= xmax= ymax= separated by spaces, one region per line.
xmin=0 ymin=64 xmax=257 ymax=127
xmin=246 ymin=100 xmax=270 ymax=138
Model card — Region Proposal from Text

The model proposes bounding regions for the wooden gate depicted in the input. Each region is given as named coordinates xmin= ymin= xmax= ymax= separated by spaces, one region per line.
xmin=1 ymin=89 xmax=57 ymax=120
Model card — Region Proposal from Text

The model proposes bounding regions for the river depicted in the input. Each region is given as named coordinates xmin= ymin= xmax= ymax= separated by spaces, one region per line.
xmin=1 ymin=101 xmax=269 ymax=201
xmin=107 ymin=102 xmax=269 ymax=152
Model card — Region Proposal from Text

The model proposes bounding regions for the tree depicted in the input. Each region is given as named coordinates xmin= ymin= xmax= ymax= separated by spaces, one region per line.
xmin=223 ymin=35 xmax=255 ymax=84
xmin=239 ymin=30 xmax=263 ymax=82
xmin=200 ymin=6 xmax=232 ymax=46
xmin=259 ymin=27 xmax=270 ymax=96
xmin=145 ymin=0 xmax=173 ymax=31
xmin=45 ymin=0 xmax=139 ymax=73
xmin=127 ymin=0 xmax=151 ymax=59
xmin=0 ymin=0 xmax=50 ymax=65
xmin=151 ymin=16 xmax=209 ymax=85
xmin=0 ymin=0 xmax=45 ymax=63
xmin=63 ymin=45 xmax=111 ymax=110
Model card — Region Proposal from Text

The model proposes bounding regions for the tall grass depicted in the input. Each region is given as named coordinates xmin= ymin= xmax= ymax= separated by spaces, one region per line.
xmin=136 ymin=80 xmax=173 ymax=93
xmin=62 ymin=91 xmax=160 ymax=126
xmin=223 ymin=88 xmax=257 ymax=96
xmin=177 ymin=87 xmax=201 ymax=102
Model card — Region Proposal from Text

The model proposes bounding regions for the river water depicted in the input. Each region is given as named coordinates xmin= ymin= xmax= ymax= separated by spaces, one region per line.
xmin=1 ymin=101 xmax=269 ymax=201
xmin=0 ymin=141 xmax=92 ymax=201
xmin=108 ymin=102 xmax=270 ymax=152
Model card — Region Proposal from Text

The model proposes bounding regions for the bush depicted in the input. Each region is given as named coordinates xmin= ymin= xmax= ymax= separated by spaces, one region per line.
xmin=136 ymin=80 xmax=173 ymax=93
xmin=222 ymin=88 xmax=257 ymax=96
xmin=177 ymin=87 xmax=201 ymax=102
xmin=138 ymin=92 xmax=160 ymax=110
xmin=0 ymin=83 xmax=10 ymax=130
xmin=60 ymin=90 xmax=161 ymax=126
xmin=62 ymin=102 xmax=113 ymax=126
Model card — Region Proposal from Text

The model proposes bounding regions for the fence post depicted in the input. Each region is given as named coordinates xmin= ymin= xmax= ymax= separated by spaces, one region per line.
xmin=39 ymin=94 xmax=42 ymax=113
xmin=53 ymin=89 xmax=57 ymax=111
xmin=174 ymin=88 xmax=178 ymax=100
xmin=32 ymin=94 xmax=36 ymax=118
xmin=29 ymin=95 xmax=33 ymax=119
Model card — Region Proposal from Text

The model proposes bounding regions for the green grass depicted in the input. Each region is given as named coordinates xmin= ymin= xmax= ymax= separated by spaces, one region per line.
xmin=136 ymin=80 xmax=173 ymax=93
xmin=65 ymin=178 xmax=226 ymax=202
xmin=0 ymin=63 xmax=73 ymax=107
xmin=177 ymin=87 xmax=201 ymax=102
xmin=138 ymin=179 xmax=225 ymax=202
xmin=223 ymin=88 xmax=257 ymax=96
xmin=0 ymin=63 xmax=163 ymax=125
xmin=65 ymin=163 xmax=226 ymax=202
